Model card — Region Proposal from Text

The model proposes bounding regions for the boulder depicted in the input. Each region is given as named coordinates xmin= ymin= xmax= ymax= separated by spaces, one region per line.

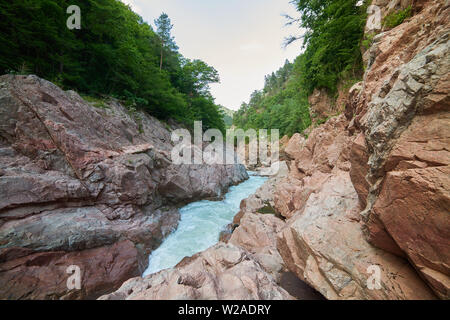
xmin=373 ymin=166 xmax=450 ymax=299
xmin=367 ymin=109 xmax=450 ymax=299
xmin=277 ymin=170 xmax=437 ymax=300
xmin=230 ymin=212 xmax=286 ymax=281
xmin=98 ymin=243 xmax=293 ymax=300
xmin=284 ymin=133 xmax=306 ymax=160
xmin=257 ymin=161 xmax=289 ymax=177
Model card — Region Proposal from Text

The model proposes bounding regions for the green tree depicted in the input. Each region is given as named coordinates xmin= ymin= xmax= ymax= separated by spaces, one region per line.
xmin=154 ymin=13 xmax=178 ymax=71
xmin=287 ymin=0 xmax=368 ymax=94
xmin=179 ymin=59 xmax=220 ymax=97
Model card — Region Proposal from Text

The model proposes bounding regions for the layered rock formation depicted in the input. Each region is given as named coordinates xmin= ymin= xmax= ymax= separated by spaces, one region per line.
xmin=275 ymin=0 xmax=449 ymax=300
xmin=0 ymin=75 xmax=247 ymax=299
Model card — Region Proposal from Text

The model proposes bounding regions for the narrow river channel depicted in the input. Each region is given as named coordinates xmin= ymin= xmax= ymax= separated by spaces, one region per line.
xmin=143 ymin=172 xmax=267 ymax=276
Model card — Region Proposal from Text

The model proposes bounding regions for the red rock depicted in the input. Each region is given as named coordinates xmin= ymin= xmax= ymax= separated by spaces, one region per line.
xmin=230 ymin=212 xmax=286 ymax=280
xmin=0 ymin=240 xmax=140 ymax=300
xmin=277 ymin=171 xmax=436 ymax=300
xmin=349 ymin=133 xmax=370 ymax=208
xmin=366 ymin=112 xmax=450 ymax=265
xmin=99 ymin=243 xmax=293 ymax=300
xmin=284 ymin=133 xmax=306 ymax=160
xmin=355 ymin=0 xmax=449 ymax=127
xmin=373 ymin=165 xmax=450 ymax=299
xmin=352 ymin=3 xmax=450 ymax=298
xmin=274 ymin=115 xmax=351 ymax=219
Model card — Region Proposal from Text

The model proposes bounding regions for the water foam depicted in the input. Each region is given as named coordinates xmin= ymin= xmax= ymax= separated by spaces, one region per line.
xmin=143 ymin=172 xmax=267 ymax=276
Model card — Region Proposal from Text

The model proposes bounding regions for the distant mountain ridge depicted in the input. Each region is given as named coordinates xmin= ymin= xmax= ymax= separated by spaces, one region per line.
xmin=218 ymin=105 xmax=235 ymax=127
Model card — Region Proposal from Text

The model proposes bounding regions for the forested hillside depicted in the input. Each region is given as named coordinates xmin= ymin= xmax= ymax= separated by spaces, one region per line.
xmin=218 ymin=105 xmax=234 ymax=128
xmin=0 ymin=0 xmax=225 ymax=132
xmin=233 ymin=59 xmax=311 ymax=137
xmin=233 ymin=0 xmax=368 ymax=136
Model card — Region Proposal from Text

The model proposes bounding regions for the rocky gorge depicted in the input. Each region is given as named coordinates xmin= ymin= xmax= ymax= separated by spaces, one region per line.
xmin=101 ymin=0 xmax=449 ymax=300
xmin=0 ymin=0 xmax=448 ymax=301
xmin=0 ymin=74 xmax=248 ymax=299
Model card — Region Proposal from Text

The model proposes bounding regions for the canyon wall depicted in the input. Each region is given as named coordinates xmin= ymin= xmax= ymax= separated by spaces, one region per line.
xmin=12 ymin=0 xmax=448 ymax=301
xmin=0 ymin=75 xmax=247 ymax=299
xmin=102 ymin=0 xmax=449 ymax=300
xmin=275 ymin=0 xmax=449 ymax=299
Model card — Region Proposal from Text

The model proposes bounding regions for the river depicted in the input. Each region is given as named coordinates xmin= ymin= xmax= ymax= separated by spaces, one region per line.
xmin=143 ymin=172 xmax=267 ymax=276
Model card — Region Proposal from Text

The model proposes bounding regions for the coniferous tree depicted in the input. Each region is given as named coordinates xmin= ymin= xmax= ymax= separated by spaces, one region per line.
xmin=154 ymin=13 xmax=178 ymax=71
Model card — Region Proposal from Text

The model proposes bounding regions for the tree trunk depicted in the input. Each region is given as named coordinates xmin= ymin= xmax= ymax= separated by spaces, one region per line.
xmin=160 ymin=40 xmax=164 ymax=71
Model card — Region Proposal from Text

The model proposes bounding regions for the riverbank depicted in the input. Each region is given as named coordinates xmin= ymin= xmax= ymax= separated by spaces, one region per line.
xmin=100 ymin=169 xmax=324 ymax=300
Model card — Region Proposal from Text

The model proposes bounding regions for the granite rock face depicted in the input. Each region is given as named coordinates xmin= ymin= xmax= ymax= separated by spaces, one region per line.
xmin=274 ymin=114 xmax=436 ymax=299
xmin=359 ymin=36 xmax=450 ymax=298
xmin=0 ymin=75 xmax=247 ymax=299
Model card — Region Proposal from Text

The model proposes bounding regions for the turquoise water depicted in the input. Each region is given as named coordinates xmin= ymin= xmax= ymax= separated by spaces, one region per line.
xmin=143 ymin=172 xmax=267 ymax=276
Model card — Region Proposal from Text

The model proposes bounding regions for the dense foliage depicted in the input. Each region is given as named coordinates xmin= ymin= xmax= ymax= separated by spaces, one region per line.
xmin=234 ymin=0 xmax=368 ymax=136
xmin=383 ymin=5 xmax=412 ymax=29
xmin=0 ymin=0 xmax=225 ymax=132
xmin=291 ymin=0 xmax=368 ymax=95
xmin=233 ymin=59 xmax=311 ymax=137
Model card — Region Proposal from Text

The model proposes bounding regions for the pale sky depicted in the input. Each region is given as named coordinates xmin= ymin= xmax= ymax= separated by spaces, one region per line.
xmin=121 ymin=0 xmax=303 ymax=110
